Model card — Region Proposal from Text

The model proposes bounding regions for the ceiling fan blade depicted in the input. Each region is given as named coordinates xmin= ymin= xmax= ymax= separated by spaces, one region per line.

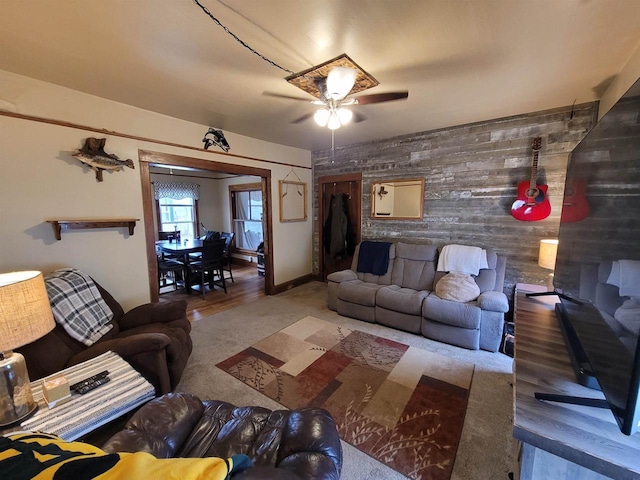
xmin=263 ymin=91 xmax=312 ymax=102
xmin=291 ymin=111 xmax=315 ymax=124
xmin=354 ymin=91 xmax=409 ymax=105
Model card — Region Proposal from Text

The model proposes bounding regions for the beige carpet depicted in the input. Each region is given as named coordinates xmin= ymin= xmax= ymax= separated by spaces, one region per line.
xmin=176 ymin=282 xmax=515 ymax=480
xmin=218 ymin=316 xmax=475 ymax=480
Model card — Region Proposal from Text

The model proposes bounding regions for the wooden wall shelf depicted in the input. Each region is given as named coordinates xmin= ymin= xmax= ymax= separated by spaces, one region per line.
xmin=46 ymin=218 xmax=139 ymax=240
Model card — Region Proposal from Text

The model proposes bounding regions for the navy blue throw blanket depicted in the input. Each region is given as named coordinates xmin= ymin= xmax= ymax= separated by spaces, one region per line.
xmin=356 ymin=241 xmax=392 ymax=275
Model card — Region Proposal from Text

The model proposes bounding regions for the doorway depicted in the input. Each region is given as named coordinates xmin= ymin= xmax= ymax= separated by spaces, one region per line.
xmin=138 ymin=150 xmax=274 ymax=302
xmin=318 ymin=173 xmax=362 ymax=280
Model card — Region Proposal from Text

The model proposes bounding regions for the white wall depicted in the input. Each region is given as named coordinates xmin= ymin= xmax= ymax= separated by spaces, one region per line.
xmin=0 ymin=70 xmax=312 ymax=310
xmin=599 ymin=40 xmax=640 ymax=119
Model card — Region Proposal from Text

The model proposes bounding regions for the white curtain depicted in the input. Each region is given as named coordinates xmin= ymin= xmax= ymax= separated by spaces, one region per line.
xmin=235 ymin=191 xmax=263 ymax=250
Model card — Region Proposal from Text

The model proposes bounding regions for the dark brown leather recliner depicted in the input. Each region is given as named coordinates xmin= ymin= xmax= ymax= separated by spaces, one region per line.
xmin=102 ymin=392 xmax=343 ymax=480
xmin=17 ymin=282 xmax=192 ymax=395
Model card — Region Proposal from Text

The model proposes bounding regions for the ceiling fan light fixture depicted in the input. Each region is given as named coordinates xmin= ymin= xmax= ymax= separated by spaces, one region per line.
xmin=327 ymin=112 xmax=342 ymax=130
xmin=314 ymin=109 xmax=330 ymax=127
xmin=326 ymin=66 xmax=356 ymax=100
xmin=337 ymin=107 xmax=353 ymax=125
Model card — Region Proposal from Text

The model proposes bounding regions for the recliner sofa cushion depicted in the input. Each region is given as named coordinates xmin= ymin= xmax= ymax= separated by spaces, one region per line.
xmin=377 ymin=285 xmax=429 ymax=315
xmin=423 ymin=295 xmax=481 ymax=329
xmin=391 ymin=243 xmax=438 ymax=291
xmin=338 ymin=280 xmax=381 ymax=307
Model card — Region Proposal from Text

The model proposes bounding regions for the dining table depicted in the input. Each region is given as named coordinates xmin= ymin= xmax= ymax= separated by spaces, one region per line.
xmin=156 ymin=239 xmax=203 ymax=293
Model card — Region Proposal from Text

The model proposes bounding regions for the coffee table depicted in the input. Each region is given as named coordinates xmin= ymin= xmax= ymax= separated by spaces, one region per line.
xmin=16 ymin=351 xmax=155 ymax=441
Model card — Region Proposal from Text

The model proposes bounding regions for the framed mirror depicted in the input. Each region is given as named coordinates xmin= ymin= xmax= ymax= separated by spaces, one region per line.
xmin=371 ymin=178 xmax=425 ymax=219
xmin=279 ymin=180 xmax=307 ymax=222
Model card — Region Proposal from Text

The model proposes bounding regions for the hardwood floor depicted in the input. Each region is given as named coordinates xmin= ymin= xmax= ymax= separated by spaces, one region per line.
xmin=159 ymin=262 xmax=265 ymax=321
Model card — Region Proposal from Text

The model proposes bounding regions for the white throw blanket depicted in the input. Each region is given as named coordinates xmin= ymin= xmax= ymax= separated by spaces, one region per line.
xmin=45 ymin=268 xmax=114 ymax=346
xmin=607 ymin=259 xmax=640 ymax=298
xmin=437 ymin=244 xmax=489 ymax=276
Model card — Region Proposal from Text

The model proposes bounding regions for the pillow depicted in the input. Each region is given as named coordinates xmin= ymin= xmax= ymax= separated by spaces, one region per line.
xmin=435 ymin=272 xmax=480 ymax=303
xmin=0 ymin=432 xmax=252 ymax=480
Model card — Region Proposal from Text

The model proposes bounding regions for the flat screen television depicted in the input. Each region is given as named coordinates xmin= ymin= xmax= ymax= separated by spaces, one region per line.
xmin=542 ymin=77 xmax=640 ymax=436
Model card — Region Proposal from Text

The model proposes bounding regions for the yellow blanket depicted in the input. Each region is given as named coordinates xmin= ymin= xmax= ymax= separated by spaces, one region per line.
xmin=1 ymin=432 xmax=252 ymax=480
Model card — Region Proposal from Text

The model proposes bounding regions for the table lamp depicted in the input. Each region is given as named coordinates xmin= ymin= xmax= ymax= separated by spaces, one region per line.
xmin=538 ymin=239 xmax=559 ymax=290
xmin=0 ymin=271 xmax=55 ymax=427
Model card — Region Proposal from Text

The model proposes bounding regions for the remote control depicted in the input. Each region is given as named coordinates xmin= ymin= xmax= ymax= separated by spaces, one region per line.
xmin=71 ymin=370 xmax=109 ymax=392
xmin=77 ymin=376 xmax=111 ymax=395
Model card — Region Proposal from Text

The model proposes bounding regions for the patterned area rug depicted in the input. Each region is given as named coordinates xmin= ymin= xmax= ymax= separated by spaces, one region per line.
xmin=217 ymin=316 xmax=474 ymax=480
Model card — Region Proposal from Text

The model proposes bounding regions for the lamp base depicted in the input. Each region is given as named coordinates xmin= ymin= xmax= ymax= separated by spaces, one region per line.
xmin=0 ymin=351 xmax=39 ymax=427
xmin=546 ymin=272 xmax=555 ymax=291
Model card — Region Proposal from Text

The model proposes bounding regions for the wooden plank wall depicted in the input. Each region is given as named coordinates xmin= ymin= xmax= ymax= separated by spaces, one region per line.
xmin=312 ymin=102 xmax=597 ymax=309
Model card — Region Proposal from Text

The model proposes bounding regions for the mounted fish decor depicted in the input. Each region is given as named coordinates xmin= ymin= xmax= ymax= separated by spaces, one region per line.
xmin=202 ymin=127 xmax=230 ymax=152
xmin=72 ymin=137 xmax=134 ymax=182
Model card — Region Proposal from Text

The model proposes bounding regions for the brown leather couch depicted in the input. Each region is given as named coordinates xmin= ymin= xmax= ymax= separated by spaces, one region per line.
xmin=17 ymin=282 xmax=192 ymax=394
xmin=102 ymin=392 xmax=343 ymax=480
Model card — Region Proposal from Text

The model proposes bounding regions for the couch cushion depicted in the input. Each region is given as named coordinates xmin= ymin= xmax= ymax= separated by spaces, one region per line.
xmin=391 ymin=243 xmax=437 ymax=291
xmin=337 ymin=280 xmax=382 ymax=307
xmin=377 ymin=285 xmax=429 ymax=315
xmin=326 ymin=269 xmax=358 ymax=283
xmin=423 ymin=295 xmax=481 ymax=329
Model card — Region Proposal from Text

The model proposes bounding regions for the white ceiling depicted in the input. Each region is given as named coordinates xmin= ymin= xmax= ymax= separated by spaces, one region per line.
xmin=1 ymin=0 xmax=639 ymax=151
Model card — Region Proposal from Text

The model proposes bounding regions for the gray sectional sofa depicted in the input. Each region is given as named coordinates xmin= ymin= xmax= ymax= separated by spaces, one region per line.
xmin=580 ymin=261 xmax=638 ymax=352
xmin=327 ymin=241 xmax=509 ymax=352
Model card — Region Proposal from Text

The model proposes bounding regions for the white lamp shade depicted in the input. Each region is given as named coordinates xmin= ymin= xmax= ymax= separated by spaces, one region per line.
xmin=314 ymin=109 xmax=330 ymax=127
xmin=327 ymin=112 xmax=341 ymax=130
xmin=0 ymin=271 xmax=55 ymax=351
xmin=326 ymin=67 xmax=356 ymax=100
xmin=337 ymin=107 xmax=353 ymax=125
xmin=538 ymin=239 xmax=558 ymax=270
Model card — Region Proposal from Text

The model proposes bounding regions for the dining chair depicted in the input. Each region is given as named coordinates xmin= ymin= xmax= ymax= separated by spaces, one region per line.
xmin=158 ymin=231 xmax=181 ymax=260
xmin=156 ymin=247 xmax=185 ymax=292
xmin=187 ymin=238 xmax=227 ymax=298
xmin=220 ymin=232 xmax=235 ymax=283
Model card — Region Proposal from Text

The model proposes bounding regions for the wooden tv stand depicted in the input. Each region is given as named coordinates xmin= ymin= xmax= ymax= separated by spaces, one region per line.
xmin=513 ymin=283 xmax=640 ymax=480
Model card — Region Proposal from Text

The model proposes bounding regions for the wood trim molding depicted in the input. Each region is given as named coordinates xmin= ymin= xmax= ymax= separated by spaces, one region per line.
xmin=139 ymin=150 xmax=275 ymax=300
xmin=229 ymin=182 xmax=263 ymax=192
xmin=0 ymin=111 xmax=311 ymax=170
xmin=272 ymin=273 xmax=316 ymax=295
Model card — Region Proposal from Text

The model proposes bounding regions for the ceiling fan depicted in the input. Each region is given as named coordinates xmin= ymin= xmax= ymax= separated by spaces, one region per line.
xmin=264 ymin=55 xmax=408 ymax=130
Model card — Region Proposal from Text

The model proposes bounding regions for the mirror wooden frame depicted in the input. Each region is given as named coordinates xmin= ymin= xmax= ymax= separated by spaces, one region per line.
xmin=279 ymin=180 xmax=307 ymax=222
xmin=371 ymin=178 xmax=425 ymax=219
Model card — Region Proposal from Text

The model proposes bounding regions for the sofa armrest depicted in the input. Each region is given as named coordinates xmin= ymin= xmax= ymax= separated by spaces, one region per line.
xmin=102 ymin=392 xmax=205 ymax=457
xmin=326 ymin=269 xmax=357 ymax=283
xmin=478 ymin=291 xmax=509 ymax=313
xmin=276 ymin=407 xmax=343 ymax=480
xmin=68 ymin=333 xmax=171 ymax=364
xmin=119 ymin=299 xmax=188 ymax=330
xmin=69 ymin=334 xmax=173 ymax=394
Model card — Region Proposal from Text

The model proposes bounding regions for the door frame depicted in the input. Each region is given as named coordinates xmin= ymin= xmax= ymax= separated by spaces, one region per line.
xmin=139 ymin=150 xmax=274 ymax=302
xmin=318 ymin=172 xmax=362 ymax=281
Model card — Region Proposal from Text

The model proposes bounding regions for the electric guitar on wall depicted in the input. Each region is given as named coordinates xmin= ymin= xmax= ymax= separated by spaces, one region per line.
xmin=511 ymin=137 xmax=551 ymax=221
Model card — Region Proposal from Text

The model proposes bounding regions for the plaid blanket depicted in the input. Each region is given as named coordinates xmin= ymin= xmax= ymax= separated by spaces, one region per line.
xmin=45 ymin=268 xmax=113 ymax=346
